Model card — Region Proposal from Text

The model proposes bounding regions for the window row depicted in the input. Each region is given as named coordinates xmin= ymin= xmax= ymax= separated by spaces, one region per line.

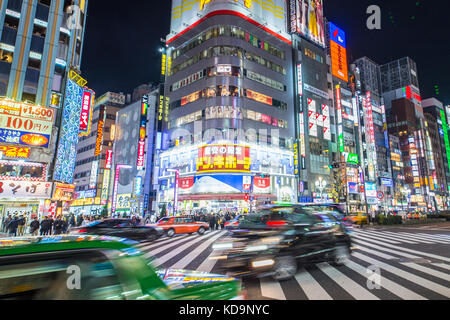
xmin=172 ymin=87 xmax=287 ymax=111
xmin=171 ymin=45 xmax=286 ymax=76
xmin=170 ymin=106 xmax=288 ymax=129
xmin=172 ymin=25 xmax=285 ymax=61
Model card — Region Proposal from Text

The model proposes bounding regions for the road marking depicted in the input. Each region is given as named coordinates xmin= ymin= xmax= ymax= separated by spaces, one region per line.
xmin=350 ymin=233 xmax=450 ymax=263
xmin=400 ymin=262 xmax=450 ymax=282
xmin=431 ymin=263 xmax=450 ymax=271
xmin=357 ymin=230 xmax=421 ymax=244
xmin=144 ymin=233 xmax=213 ymax=258
xmin=316 ymin=263 xmax=380 ymax=300
xmin=197 ymin=251 xmax=219 ymax=273
xmin=170 ymin=231 xmax=227 ymax=269
xmin=353 ymin=252 xmax=450 ymax=298
xmin=416 ymin=233 xmax=450 ymax=241
xmin=152 ymin=231 xmax=222 ymax=267
xmin=344 ymin=260 xmax=426 ymax=300
xmin=362 ymin=230 xmax=431 ymax=244
xmin=351 ymin=231 xmax=401 ymax=244
xmin=295 ymin=270 xmax=332 ymax=300
xmin=138 ymin=234 xmax=191 ymax=251
xmin=352 ymin=239 xmax=421 ymax=260
xmin=390 ymin=232 xmax=450 ymax=244
xmin=259 ymin=277 xmax=287 ymax=300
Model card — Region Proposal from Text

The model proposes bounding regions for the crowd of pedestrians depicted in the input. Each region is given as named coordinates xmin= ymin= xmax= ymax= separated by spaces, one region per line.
xmin=190 ymin=212 xmax=237 ymax=230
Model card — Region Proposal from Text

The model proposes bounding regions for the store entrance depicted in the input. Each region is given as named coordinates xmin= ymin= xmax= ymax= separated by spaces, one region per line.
xmin=0 ymin=202 xmax=39 ymax=232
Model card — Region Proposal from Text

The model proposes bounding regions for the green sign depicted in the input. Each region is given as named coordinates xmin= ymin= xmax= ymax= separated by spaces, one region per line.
xmin=339 ymin=134 xmax=344 ymax=153
xmin=347 ymin=153 xmax=359 ymax=164
xmin=440 ymin=111 xmax=450 ymax=177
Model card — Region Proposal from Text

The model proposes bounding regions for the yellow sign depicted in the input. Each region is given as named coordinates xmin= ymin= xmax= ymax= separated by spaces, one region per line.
xmin=68 ymin=70 xmax=88 ymax=87
xmin=200 ymin=0 xmax=251 ymax=10
xmin=161 ymin=54 xmax=167 ymax=76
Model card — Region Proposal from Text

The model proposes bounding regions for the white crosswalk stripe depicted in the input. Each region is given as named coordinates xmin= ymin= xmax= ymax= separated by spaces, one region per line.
xmin=133 ymin=229 xmax=450 ymax=300
xmin=416 ymin=233 xmax=450 ymax=242
xmin=152 ymin=231 xmax=223 ymax=268
xmin=356 ymin=230 xmax=421 ymax=244
xmin=295 ymin=269 xmax=332 ymax=300
xmin=364 ymin=230 xmax=438 ymax=244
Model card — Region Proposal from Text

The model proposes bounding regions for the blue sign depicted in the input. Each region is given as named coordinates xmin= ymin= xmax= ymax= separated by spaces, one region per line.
xmin=380 ymin=178 xmax=393 ymax=187
xmin=348 ymin=182 xmax=359 ymax=194
xmin=134 ymin=177 xmax=143 ymax=196
xmin=194 ymin=174 xmax=252 ymax=193
xmin=0 ymin=129 xmax=50 ymax=148
xmin=329 ymin=22 xmax=347 ymax=48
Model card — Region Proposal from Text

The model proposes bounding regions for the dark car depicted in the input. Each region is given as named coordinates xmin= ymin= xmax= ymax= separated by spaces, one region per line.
xmin=212 ymin=204 xmax=353 ymax=281
xmin=70 ymin=219 xmax=164 ymax=242
xmin=224 ymin=215 xmax=245 ymax=230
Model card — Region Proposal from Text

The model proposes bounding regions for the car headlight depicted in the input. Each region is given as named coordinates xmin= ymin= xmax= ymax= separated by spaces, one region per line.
xmin=155 ymin=227 xmax=164 ymax=232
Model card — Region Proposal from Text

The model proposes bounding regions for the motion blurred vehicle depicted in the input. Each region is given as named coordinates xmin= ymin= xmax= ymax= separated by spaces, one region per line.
xmin=0 ymin=236 xmax=244 ymax=300
xmin=212 ymin=204 xmax=353 ymax=281
xmin=151 ymin=216 xmax=209 ymax=237
xmin=70 ymin=219 xmax=163 ymax=242
xmin=346 ymin=212 xmax=368 ymax=225
xmin=224 ymin=215 xmax=245 ymax=230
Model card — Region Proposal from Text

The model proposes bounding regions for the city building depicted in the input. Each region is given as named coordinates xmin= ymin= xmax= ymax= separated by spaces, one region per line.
xmin=156 ymin=0 xmax=298 ymax=215
xmin=111 ymin=88 xmax=158 ymax=217
xmin=0 ymin=0 xmax=88 ymax=225
xmin=70 ymin=91 xmax=126 ymax=215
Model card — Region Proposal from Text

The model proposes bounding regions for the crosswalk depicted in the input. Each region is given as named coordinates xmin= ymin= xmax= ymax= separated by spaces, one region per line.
xmin=134 ymin=228 xmax=450 ymax=300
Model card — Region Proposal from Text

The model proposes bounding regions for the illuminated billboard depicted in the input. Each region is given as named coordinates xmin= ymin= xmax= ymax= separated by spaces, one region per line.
xmin=329 ymin=22 xmax=348 ymax=82
xmin=169 ymin=0 xmax=290 ymax=45
xmin=0 ymin=98 xmax=55 ymax=148
xmin=196 ymin=144 xmax=251 ymax=173
xmin=137 ymin=96 xmax=148 ymax=171
xmin=0 ymin=145 xmax=30 ymax=158
xmin=95 ymin=106 xmax=106 ymax=157
xmin=79 ymin=89 xmax=94 ymax=136
xmin=53 ymin=78 xmax=84 ymax=184
xmin=289 ymin=0 xmax=325 ymax=47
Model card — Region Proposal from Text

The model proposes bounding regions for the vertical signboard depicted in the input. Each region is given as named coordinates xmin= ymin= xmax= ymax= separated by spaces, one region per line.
xmin=336 ymin=86 xmax=344 ymax=153
xmin=111 ymin=167 xmax=120 ymax=215
xmin=308 ymin=99 xmax=317 ymax=137
xmin=440 ymin=110 xmax=450 ymax=177
xmin=101 ymin=169 xmax=110 ymax=205
xmin=95 ymin=105 xmax=106 ymax=157
xmin=79 ymin=89 xmax=94 ymax=136
xmin=105 ymin=149 xmax=113 ymax=169
xmin=53 ymin=78 xmax=84 ymax=184
xmin=89 ymin=160 xmax=99 ymax=189
xmin=329 ymin=22 xmax=349 ymax=82
xmin=137 ymin=95 xmax=148 ymax=171
xmin=322 ymin=104 xmax=331 ymax=141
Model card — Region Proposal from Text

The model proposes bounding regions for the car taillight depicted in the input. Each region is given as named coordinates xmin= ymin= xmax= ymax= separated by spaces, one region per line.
xmin=266 ymin=221 xmax=288 ymax=226
xmin=77 ymin=229 xmax=87 ymax=233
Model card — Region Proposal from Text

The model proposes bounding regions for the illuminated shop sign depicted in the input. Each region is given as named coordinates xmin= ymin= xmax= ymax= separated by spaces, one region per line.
xmin=137 ymin=96 xmax=148 ymax=171
xmin=95 ymin=106 xmax=106 ymax=157
xmin=0 ymin=99 xmax=55 ymax=148
xmin=289 ymin=0 xmax=325 ymax=47
xmin=254 ymin=176 xmax=271 ymax=194
xmin=50 ymin=92 xmax=62 ymax=109
xmin=53 ymin=79 xmax=84 ymax=184
xmin=134 ymin=176 xmax=143 ymax=196
xmin=105 ymin=149 xmax=113 ymax=169
xmin=380 ymin=178 xmax=393 ymax=187
xmin=347 ymin=153 xmax=359 ymax=165
xmin=0 ymin=145 xmax=30 ymax=158
xmin=245 ymin=89 xmax=273 ymax=105
xmin=89 ymin=161 xmax=99 ymax=189
xmin=297 ymin=64 xmax=303 ymax=96
xmin=365 ymin=182 xmax=377 ymax=198
xmin=0 ymin=160 xmax=47 ymax=182
xmin=52 ymin=183 xmax=75 ymax=201
xmin=440 ymin=110 xmax=450 ymax=177
xmin=79 ymin=89 xmax=94 ymax=136
xmin=0 ymin=180 xmax=52 ymax=199
xmin=161 ymin=54 xmax=167 ymax=76
xmin=196 ymin=144 xmax=251 ymax=173
xmin=329 ymin=22 xmax=349 ymax=82
xmin=68 ymin=69 xmax=87 ymax=87
xmin=293 ymin=142 xmax=299 ymax=175
xmin=336 ymin=86 xmax=344 ymax=153
xmin=101 ymin=169 xmax=110 ymax=205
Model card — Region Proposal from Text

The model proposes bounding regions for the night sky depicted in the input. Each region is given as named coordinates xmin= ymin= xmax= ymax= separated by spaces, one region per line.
xmin=81 ymin=0 xmax=450 ymax=104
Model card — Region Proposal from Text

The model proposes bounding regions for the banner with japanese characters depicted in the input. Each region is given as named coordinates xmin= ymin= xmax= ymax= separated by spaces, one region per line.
xmin=196 ymin=144 xmax=251 ymax=173
xmin=0 ymin=180 xmax=53 ymax=199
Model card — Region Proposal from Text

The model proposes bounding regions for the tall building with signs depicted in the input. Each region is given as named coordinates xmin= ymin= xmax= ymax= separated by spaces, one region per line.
xmin=71 ymin=92 xmax=126 ymax=215
xmin=0 ymin=0 xmax=88 ymax=224
xmin=157 ymin=0 xmax=297 ymax=215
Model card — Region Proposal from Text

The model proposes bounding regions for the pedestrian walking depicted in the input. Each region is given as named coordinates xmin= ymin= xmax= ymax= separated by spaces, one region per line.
xmin=30 ymin=217 xmax=40 ymax=236
xmin=17 ymin=215 xmax=26 ymax=236
xmin=7 ymin=217 xmax=19 ymax=237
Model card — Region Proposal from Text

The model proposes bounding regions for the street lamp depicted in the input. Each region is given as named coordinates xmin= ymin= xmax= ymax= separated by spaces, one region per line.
xmin=167 ymin=169 xmax=180 ymax=216
xmin=111 ymin=164 xmax=132 ymax=217
xmin=315 ymin=178 xmax=327 ymax=203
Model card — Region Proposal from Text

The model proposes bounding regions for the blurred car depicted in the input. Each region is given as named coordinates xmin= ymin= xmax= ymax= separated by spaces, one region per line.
xmin=151 ymin=216 xmax=209 ymax=237
xmin=0 ymin=236 xmax=244 ymax=300
xmin=224 ymin=215 xmax=245 ymax=230
xmin=70 ymin=219 xmax=163 ymax=242
xmin=212 ymin=204 xmax=353 ymax=281
xmin=346 ymin=212 xmax=368 ymax=225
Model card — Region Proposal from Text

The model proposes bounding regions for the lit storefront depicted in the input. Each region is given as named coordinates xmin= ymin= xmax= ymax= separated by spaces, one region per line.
xmin=157 ymin=143 xmax=296 ymax=215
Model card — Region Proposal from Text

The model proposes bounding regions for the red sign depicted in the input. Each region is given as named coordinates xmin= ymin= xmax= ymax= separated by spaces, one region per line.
xmin=254 ymin=177 xmax=271 ymax=189
xmin=79 ymin=90 xmax=93 ymax=135
xmin=105 ymin=149 xmax=113 ymax=169
xmin=137 ymin=140 xmax=146 ymax=170
xmin=0 ymin=145 xmax=30 ymax=158
xmin=179 ymin=177 xmax=194 ymax=190
xmin=196 ymin=144 xmax=251 ymax=173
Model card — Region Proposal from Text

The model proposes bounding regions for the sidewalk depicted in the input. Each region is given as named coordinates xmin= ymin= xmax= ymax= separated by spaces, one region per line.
xmin=361 ymin=219 xmax=449 ymax=229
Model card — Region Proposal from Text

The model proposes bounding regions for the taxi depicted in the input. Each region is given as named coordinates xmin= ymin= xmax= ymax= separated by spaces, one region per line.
xmin=152 ymin=216 xmax=209 ymax=237
xmin=346 ymin=212 xmax=369 ymax=225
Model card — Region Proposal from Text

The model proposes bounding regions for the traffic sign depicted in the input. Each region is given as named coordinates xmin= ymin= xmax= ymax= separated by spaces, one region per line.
xmin=377 ymin=192 xmax=384 ymax=200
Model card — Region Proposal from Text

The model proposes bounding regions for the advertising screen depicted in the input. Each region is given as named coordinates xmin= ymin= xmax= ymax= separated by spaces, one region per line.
xmin=0 ymin=145 xmax=30 ymax=158
xmin=79 ymin=89 xmax=94 ymax=136
xmin=53 ymin=78 xmax=84 ymax=184
xmin=329 ymin=22 xmax=349 ymax=82
xmin=0 ymin=98 xmax=55 ymax=148
xmin=289 ymin=0 xmax=325 ymax=47
xmin=196 ymin=144 xmax=251 ymax=173
xmin=0 ymin=180 xmax=52 ymax=199
xmin=169 ymin=0 xmax=289 ymax=44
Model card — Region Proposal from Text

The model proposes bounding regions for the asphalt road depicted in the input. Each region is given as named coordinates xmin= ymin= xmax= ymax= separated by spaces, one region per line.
xmin=135 ymin=223 xmax=450 ymax=300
